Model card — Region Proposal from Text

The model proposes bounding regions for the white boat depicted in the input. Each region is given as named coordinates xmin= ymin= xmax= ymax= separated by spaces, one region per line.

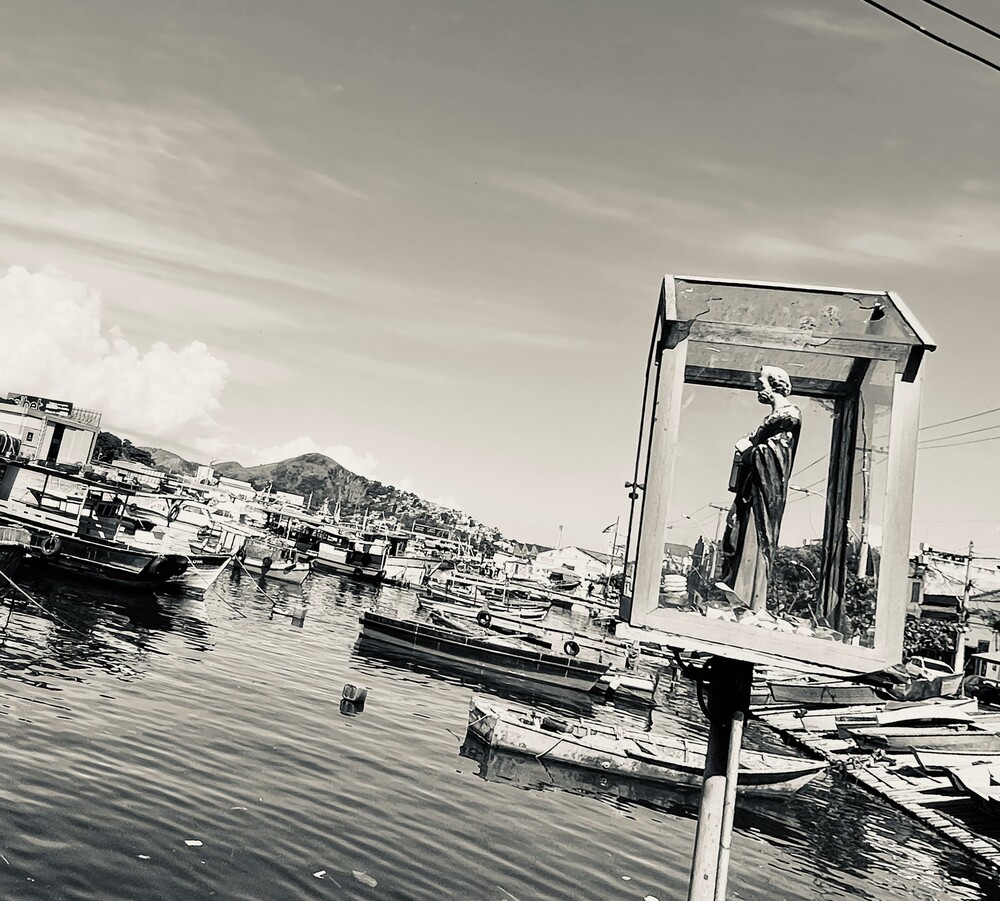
xmin=913 ymin=748 xmax=1000 ymax=772
xmin=236 ymin=553 xmax=311 ymax=585
xmin=466 ymin=696 xmax=826 ymax=796
xmin=845 ymin=709 xmax=1000 ymax=753
xmin=944 ymin=763 xmax=1000 ymax=816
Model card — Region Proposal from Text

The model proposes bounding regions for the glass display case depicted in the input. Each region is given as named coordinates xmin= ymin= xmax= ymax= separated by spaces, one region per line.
xmin=619 ymin=276 xmax=935 ymax=674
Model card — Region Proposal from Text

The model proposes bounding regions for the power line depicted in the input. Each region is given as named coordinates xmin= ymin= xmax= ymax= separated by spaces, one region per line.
xmin=921 ymin=405 xmax=1000 ymax=432
xmin=919 ymin=422 xmax=1000 ymax=444
xmin=913 ymin=0 xmax=1000 ymax=42
xmin=918 ymin=432 xmax=1000 ymax=450
xmin=857 ymin=0 xmax=1000 ymax=75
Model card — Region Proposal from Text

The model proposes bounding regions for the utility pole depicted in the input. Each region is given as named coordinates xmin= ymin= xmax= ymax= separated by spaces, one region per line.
xmin=708 ymin=503 xmax=729 ymax=581
xmin=955 ymin=541 xmax=973 ymax=675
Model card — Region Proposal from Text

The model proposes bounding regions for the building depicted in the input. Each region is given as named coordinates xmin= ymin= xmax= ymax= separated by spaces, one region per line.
xmin=531 ymin=546 xmax=623 ymax=586
xmin=0 ymin=392 xmax=101 ymax=466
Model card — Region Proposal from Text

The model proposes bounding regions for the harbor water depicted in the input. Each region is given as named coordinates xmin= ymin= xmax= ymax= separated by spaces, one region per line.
xmin=0 ymin=568 xmax=997 ymax=900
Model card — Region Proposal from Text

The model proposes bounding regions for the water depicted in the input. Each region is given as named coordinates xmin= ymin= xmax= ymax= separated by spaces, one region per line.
xmin=0 ymin=566 xmax=996 ymax=900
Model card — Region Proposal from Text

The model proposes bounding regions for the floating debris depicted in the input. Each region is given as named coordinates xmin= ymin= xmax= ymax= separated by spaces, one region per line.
xmin=644 ymin=895 xmax=660 ymax=901
xmin=137 ymin=855 xmax=150 ymax=860
xmin=184 ymin=840 xmax=203 ymax=847
xmin=352 ymin=870 xmax=378 ymax=888
xmin=313 ymin=870 xmax=327 ymax=879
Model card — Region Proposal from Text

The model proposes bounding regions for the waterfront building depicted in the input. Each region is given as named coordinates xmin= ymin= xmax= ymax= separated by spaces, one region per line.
xmin=0 ymin=392 xmax=100 ymax=466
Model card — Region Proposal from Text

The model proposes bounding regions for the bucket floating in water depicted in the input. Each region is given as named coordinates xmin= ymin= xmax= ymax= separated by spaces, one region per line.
xmin=342 ymin=683 xmax=368 ymax=705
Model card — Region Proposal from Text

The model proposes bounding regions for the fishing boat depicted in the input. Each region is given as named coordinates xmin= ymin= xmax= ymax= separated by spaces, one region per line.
xmin=358 ymin=611 xmax=609 ymax=692
xmin=466 ymin=696 xmax=827 ymax=796
xmin=24 ymin=530 xmax=188 ymax=591
xmin=311 ymin=528 xmax=388 ymax=582
xmin=423 ymin=576 xmax=553 ymax=614
xmin=844 ymin=708 xmax=1000 ymax=753
xmin=798 ymin=697 xmax=977 ymax=734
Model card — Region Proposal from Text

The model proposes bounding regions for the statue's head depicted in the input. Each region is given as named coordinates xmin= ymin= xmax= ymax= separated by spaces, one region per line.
xmin=756 ymin=365 xmax=792 ymax=404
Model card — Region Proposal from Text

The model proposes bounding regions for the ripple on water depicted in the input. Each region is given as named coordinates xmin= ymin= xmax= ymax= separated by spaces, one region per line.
xmin=0 ymin=569 xmax=996 ymax=899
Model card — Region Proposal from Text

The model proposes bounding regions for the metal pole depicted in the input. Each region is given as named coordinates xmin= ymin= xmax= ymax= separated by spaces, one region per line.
xmin=713 ymin=661 xmax=753 ymax=901
xmin=708 ymin=504 xmax=728 ymax=581
xmin=687 ymin=657 xmax=752 ymax=901
xmin=955 ymin=541 xmax=973 ymax=676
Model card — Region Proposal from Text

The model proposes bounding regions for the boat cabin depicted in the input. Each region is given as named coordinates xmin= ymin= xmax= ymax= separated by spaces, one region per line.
xmin=971 ymin=652 xmax=1000 ymax=687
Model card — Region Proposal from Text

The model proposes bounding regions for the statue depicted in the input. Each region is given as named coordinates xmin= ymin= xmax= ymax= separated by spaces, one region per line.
xmin=718 ymin=365 xmax=801 ymax=611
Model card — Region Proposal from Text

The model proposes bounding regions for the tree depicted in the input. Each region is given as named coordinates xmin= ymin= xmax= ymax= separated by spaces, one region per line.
xmin=92 ymin=431 xmax=155 ymax=467
xmin=902 ymin=615 xmax=956 ymax=662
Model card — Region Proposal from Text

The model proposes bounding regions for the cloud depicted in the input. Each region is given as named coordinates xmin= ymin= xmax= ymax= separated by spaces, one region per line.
xmin=192 ymin=434 xmax=380 ymax=478
xmin=489 ymin=172 xmax=637 ymax=220
xmin=761 ymin=8 xmax=896 ymax=42
xmin=729 ymin=199 xmax=1000 ymax=268
xmin=0 ymin=266 xmax=228 ymax=435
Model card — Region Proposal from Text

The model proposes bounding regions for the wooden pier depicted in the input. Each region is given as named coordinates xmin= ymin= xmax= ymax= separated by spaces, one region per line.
xmin=754 ymin=704 xmax=1000 ymax=873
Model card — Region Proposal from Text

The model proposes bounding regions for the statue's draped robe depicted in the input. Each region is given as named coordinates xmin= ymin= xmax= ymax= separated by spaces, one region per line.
xmin=721 ymin=405 xmax=801 ymax=610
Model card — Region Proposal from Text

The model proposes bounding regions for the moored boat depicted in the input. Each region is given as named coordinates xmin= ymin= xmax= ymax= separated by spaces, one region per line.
xmin=358 ymin=611 xmax=609 ymax=692
xmin=913 ymin=748 xmax=1000 ymax=773
xmin=768 ymin=678 xmax=880 ymax=706
xmin=845 ymin=709 xmax=1000 ymax=753
xmin=466 ymin=696 xmax=827 ymax=796
xmin=944 ymin=763 xmax=1000 ymax=817
xmin=236 ymin=554 xmax=311 ymax=585
xmin=25 ymin=530 xmax=188 ymax=591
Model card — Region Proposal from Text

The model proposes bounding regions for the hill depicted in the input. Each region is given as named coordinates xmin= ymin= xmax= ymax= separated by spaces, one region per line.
xmin=142 ymin=447 xmax=501 ymax=551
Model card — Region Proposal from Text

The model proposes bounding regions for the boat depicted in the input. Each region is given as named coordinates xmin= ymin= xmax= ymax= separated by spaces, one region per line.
xmin=844 ymin=709 xmax=1000 ymax=753
xmin=24 ymin=530 xmax=188 ymax=591
xmin=466 ymin=696 xmax=827 ymax=796
xmin=799 ymin=697 xmax=977 ymax=734
xmin=768 ymin=678 xmax=880 ymax=706
xmin=913 ymin=748 xmax=1000 ymax=773
xmin=358 ymin=611 xmax=610 ymax=692
xmin=311 ymin=529 xmax=388 ymax=582
xmin=944 ymin=763 xmax=1000 ymax=817
xmin=416 ymin=593 xmax=550 ymax=623
xmin=423 ymin=576 xmax=553 ymax=614
xmin=236 ymin=554 xmax=311 ymax=585
xmin=0 ymin=457 xmax=189 ymax=590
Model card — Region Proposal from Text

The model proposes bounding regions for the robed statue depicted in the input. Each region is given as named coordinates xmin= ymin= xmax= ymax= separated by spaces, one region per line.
xmin=718 ymin=365 xmax=801 ymax=611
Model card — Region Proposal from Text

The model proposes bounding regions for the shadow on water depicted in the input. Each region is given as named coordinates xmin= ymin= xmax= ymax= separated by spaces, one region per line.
xmin=0 ymin=568 xmax=215 ymax=691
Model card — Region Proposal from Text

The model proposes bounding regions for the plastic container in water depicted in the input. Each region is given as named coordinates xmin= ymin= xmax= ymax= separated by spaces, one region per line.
xmin=342 ymin=684 xmax=368 ymax=705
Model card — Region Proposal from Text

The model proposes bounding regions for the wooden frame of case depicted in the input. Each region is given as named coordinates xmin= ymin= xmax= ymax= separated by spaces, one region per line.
xmin=619 ymin=276 xmax=935 ymax=674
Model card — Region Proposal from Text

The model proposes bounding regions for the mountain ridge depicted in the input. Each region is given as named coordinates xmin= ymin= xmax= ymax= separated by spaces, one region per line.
xmin=142 ymin=446 xmax=501 ymax=549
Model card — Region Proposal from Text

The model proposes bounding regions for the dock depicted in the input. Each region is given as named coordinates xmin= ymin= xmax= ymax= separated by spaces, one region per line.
xmin=754 ymin=704 xmax=1000 ymax=873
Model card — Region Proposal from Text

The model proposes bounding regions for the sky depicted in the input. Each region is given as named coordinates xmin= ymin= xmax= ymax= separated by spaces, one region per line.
xmin=1 ymin=0 xmax=999 ymax=553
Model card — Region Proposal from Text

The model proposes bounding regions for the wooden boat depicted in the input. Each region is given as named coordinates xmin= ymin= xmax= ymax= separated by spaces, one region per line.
xmin=466 ymin=696 xmax=826 ymax=796
xmin=24 ymin=530 xmax=188 ymax=591
xmin=165 ymin=553 xmax=234 ymax=596
xmin=883 ymin=672 xmax=964 ymax=702
xmin=358 ymin=611 xmax=609 ymax=692
xmin=236 ymin=554 xmax=311 ymax=585
xmin=422 ymin=578 xmax=552 ymax=614
xmin=800 ymin=697 xmax=977 ymax=734
xmin=768 ymin=679 xmax=879 ymax=706
xmin=913 ymin=748 xmax=1000 ymax=773
xmin=416 ymin=594 xmax=550 ymax=623
xmin=845 ymin=709 xmax=1000 ymax=753
xmin=944 ymin=764 xmax=1000 ymax=817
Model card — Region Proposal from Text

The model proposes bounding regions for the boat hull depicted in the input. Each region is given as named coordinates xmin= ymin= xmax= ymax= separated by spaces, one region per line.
xmin=26 ymin=532 xmax=188 ymax=590
xmin=467 ymin=697 xmax=826 ymax=796
xmin=0 ymin=525 xmax=31 ymax=587
xmin=312 ymin=558 xmax=385 ymax=582
xmin=359 ymin=612 xmax=608 ymax=692
xmin=769 ymin=681 xmax=879 ymax=706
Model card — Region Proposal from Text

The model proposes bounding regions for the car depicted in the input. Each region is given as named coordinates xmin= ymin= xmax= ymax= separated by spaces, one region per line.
xmin=905 ymin=655 xmax=955 ymax=678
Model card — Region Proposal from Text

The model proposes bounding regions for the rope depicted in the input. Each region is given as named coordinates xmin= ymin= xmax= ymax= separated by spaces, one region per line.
xmin=0 ymin=567 xmax=90 ymax=637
